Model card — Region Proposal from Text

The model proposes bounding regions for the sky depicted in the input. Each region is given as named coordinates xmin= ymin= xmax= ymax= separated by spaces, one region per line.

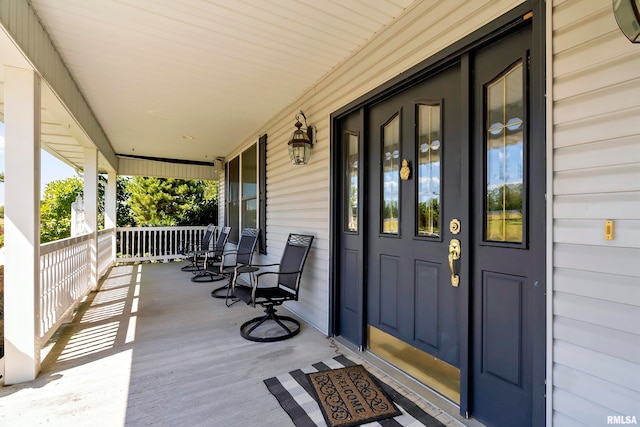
xmin=0 ymin=122 xmax=78 ymax=206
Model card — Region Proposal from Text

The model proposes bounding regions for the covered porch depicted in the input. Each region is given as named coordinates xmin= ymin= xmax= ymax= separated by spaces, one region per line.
xmin=1 ymin=1 xmax=638 ymax=426
xmin=0 ymin=261 xmax=461 ymax=426
xmin=0 ymin=0 xmax=411 ymax=386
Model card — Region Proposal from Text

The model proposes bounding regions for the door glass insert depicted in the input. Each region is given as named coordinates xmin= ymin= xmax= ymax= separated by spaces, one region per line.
xmin=382 ymin=115 xmax=400 ymax=234
xmin=346 ymin=133 xmax=359 ymax=232
xmin=486 ymin=62 xmax=524 ymax=243
xmin=417 ymin=104 xmax=441 ymax=237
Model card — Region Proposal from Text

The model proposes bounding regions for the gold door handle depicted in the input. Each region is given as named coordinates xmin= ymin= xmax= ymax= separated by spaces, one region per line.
xmin=448 ymin=239 xmax=461 ymax=287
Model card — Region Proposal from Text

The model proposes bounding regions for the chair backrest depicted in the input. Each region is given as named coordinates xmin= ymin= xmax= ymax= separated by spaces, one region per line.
xmin=236 ymin=228 xmax=260 ymax=266
xmin=199 ymin=224 xmax=216 ymax=250
xmin=278 ymin=234 xmax=314 ymax=293
xmin=212 ymin=226 xmax=231 ymax=258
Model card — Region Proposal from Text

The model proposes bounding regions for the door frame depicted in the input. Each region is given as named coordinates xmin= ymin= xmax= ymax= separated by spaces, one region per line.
xmin=329 ymin=0 xmax=545 ymax=420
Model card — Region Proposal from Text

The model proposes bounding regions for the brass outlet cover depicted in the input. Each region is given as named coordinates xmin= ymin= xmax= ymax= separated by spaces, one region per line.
xmin=605 ymin=220 xmax=614 ymax=240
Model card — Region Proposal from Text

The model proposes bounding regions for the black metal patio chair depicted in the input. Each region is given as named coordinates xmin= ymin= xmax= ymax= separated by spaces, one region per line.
xmin=232 ymin=233 xmax=314 ymax=342
xmin=208 ymin=228 xmax=260 ymax=306
xmin=179 ymin=224 xmax=216 ymax=272
xmin=190 ymin=226 xmax=231 ymax=282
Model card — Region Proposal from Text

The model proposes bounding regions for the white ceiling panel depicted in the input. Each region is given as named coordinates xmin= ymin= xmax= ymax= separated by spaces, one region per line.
xmin=22 ymin=0 xmax=416 ymax=167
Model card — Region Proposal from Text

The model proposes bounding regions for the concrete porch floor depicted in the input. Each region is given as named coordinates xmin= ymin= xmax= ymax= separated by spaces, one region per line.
xmin=0 ymin=261 xmax=468 ymax=426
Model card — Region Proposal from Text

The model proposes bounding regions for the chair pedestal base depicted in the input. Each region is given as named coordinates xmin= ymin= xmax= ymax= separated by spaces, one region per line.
xmin=211 ymin=283 xmax=245 ymax=306
xmin=181 ymin=264 xmax=202 ymax=272
xmin=191 ymin=272 xmax=225 ymax=283
xmin=211 ymin=283 xmax=229 ymax=298
xmin=240 ymin=306 xmax=300 ymax=342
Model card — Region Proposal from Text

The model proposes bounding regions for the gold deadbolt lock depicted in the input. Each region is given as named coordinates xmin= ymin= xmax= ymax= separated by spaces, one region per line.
xmin=449 ymin=218 xmax=461 ymax=235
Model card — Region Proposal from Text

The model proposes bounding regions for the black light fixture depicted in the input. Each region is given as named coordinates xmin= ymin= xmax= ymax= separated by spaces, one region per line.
xmin=613 ymin=0 xmax=640 ymax=43
xmin=288 ymin=110 xmax=314 ymax=165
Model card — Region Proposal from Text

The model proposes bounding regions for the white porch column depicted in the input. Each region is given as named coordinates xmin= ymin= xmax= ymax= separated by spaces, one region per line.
xmin=84 ymin=147 xmax=98 ymax=290
xmin=4 ymin=67 xmax=42 ymax=384
xmin=105 ymin=171 xmax=117 ymax=262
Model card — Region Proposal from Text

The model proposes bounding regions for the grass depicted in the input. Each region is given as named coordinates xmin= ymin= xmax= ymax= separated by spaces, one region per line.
xmin=383 ymin=219 xmax=399 ymax=233
xmin=487 ymin=213 xmax=522 ymax=242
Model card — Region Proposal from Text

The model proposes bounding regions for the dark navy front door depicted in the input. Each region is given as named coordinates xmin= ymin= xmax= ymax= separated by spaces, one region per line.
xmin=470 ymin=24 xmax=545 ymax=427
xmin=366 ymin=64 xmax=463 ymax=370
xmin=335 ymin=15 xmax=545 ymax=427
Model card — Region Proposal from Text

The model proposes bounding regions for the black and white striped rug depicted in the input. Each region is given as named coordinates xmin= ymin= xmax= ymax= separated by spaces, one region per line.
xmin=264 ymin=355 xmax=445 ymax=427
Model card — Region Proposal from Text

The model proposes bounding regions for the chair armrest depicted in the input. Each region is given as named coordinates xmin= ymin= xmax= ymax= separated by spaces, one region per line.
xmin=231 ymin=266 xmax=279 ymax=288
xmin=220 ymin=249 xmax=256 ymax=267
xmin=241 ymin=271 xmax=301 ymax=307
xmin=243 ymin=262 xmax=280 ymax=270
xmin=221 ymin=249 xmax=255 ymax=256
xmin=255 ymin=270 xmax=302 ymax=279
xmin=203 ymin=251 xmax=221 ymax=268
xmin=220 ymin=249 xmax=239 ymax=265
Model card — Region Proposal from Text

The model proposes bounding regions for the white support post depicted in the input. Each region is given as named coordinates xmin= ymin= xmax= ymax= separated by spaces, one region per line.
xmin=84 ymin=147 xmax=99 ymax=290
xmin=105 ymin=171 xmax=117 ymax=263
xmin=4 ymin=67 xmax=42 ymax=384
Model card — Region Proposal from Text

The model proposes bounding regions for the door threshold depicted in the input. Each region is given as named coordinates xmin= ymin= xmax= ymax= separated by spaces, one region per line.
xmin=333 ymin=336 xmax=487 ymax=427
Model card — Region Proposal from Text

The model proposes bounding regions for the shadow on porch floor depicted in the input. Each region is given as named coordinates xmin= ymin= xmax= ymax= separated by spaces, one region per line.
xmin=0 ymin=261 xmax=464 ymax=426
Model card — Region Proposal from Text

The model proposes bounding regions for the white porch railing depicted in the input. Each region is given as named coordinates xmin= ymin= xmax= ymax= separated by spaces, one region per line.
xmin=34 ymin=226 xmax=210 ymax=346
xmin=39 ymin=233 xmax=92 ymax=342
xmin=98 ymin=228 xmax=116 ymax=278
xmin=39 ymin=228 xmax=117 ymax=343
xmin=116 ymin=226 xmax=212 ymax=263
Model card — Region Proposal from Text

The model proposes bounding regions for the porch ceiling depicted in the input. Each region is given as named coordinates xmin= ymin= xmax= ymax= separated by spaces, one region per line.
xmin=3 ymin=0 xmax=417 ymax=171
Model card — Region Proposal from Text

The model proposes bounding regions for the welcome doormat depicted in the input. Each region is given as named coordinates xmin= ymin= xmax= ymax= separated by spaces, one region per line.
xmin=306 ymin=364 xmax=401 ymax=427
xmin=263 ymin=355 xmax=445 ymax=427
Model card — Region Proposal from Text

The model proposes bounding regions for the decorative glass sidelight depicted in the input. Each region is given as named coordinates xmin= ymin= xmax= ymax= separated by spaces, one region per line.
xmin=417 ymin=104 xmax=442 ymax=237
xmin=382 ymin=115 xmax=400 ymax=234
xmin=486 ymin=62 xmax=524 ymax=243
xmin=346 ymin=133 xmax=359 ymax=232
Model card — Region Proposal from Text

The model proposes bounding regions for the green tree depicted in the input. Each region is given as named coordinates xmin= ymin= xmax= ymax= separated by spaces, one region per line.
xmin=40 ymin=177 xmax=84 ymax=243
xmin=125 ymin=177 xmax=217 ymax=226
xmin=40 ymin=176 xmax=109 ymax=243
xmin=487 ymin=183 xmax=523 ymax=213
xmin=418 ymin=198 xmax=440 ymax=234
xmin=505 ymin=183 xmax=523 ymax=212
xmin=37 ymin=176 xmax=217 ymax=242
xmin=117 ymin=176 xmax=135 ymax=226
xmin=177 ymin=180 xmax=218 ymax=225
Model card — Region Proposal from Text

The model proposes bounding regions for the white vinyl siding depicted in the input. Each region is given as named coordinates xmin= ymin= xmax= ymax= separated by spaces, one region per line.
xmin=551 ymin=0 xmax=640 ymax=425
xmin=118 ymin=157 xmax=218 ymax=181
xmin=226 ymin=0 xmax=526 ymax=333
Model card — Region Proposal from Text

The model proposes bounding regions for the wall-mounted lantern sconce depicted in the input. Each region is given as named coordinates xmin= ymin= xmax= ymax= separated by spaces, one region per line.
xmin=213 ymin=157 xmax=224 ymax=177
xmin=613 ymin=0 xmax=640 ymax=43
xmin=288 ymin=110 xmax=314 ymax=165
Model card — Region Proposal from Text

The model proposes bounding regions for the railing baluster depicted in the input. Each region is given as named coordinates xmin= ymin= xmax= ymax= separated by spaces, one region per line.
xmin=109 ymin=225 xmax=208 ymax=263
